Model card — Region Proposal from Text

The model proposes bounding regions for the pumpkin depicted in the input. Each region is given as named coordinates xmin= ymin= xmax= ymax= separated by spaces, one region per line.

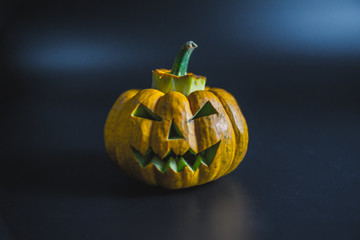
xmin=104 ymin=41 xmax=248 ymax=189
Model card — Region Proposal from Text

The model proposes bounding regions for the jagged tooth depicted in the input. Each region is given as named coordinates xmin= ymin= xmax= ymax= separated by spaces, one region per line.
xmin=192 ymin=155 xmax=205 ymax=170
xmin=203 ymin=141 xmax=221 ymax=166
xmin=168 ymin=157 xmax=177 ymax=172
xmin=177 ymin=157 xmax=189 ymax=172
xmin=188 ymin=148 xmax=197 ymax=155
xmin=164 ymin=159 xmax=172 ymax=172
xmin=163 ymin=148 xmax=173 ymax=159
xmin=144 ymin=147 xmax=153 ymax=156
xmin=151 ymin=156 xmax=167 ymax=172
xmin=131 ymin=148 xmax=149 ymax=167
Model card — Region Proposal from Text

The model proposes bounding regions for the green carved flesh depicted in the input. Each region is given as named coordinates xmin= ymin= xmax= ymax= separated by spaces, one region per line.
xmin=131 ymin=141 xmax=221 ymax=173
xmin=132 ymin=103 xmax=162 ymax=121
xmin=168 ymin=120 xmax=184 ymax=140
xmin=191 ymin=101 xmax=218 ymax=120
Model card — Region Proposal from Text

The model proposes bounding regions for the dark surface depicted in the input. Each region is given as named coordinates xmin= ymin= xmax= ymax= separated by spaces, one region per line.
xmin=1 ymin=0 xmax=360 ymax=239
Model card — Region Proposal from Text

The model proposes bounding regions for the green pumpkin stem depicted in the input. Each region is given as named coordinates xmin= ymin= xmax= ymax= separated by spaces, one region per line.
xmin=170 ymin=41 xmax=198 ymax=76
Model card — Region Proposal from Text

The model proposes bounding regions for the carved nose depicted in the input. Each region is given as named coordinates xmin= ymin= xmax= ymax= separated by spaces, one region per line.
xmin=168 ymin=119 xmax=184 ymax=140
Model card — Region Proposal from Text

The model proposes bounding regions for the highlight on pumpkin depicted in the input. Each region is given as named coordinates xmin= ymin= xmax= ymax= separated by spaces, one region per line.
xmin=191 ymin=101 xmax=218 ymax=120
xmin=131 ymin=103 xmax=162 ymax=121
xmin=131 ymin=141 xmax=221 ymax=173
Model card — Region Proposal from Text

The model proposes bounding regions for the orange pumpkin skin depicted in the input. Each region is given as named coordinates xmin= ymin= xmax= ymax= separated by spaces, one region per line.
xmin=104 ymin=87 xmax=248 ymax=189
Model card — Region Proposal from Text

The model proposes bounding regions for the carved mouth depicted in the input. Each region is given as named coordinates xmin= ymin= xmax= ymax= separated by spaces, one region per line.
xmin=131 ymin=141 xmax=220 ymax=173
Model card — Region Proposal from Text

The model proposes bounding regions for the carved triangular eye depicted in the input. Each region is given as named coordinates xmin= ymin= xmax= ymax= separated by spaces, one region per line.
xmin=168 ymin=119 xmax=184 ymax=140
xmin=191 ymin=101 xmax=218 ymax=120
xmin=132 ymin=103 xmax=162 ymax=121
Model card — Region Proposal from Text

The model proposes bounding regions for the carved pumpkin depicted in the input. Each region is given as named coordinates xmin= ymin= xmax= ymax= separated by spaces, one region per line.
xmin=104 ymin=41 xmax=248 ymax=189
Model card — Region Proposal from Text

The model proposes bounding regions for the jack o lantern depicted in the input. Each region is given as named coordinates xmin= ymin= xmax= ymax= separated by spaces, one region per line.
xmin=104 ymin=41 xmax=248 ymax=189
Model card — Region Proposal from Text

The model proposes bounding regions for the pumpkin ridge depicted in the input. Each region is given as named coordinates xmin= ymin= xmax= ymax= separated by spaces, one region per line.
xmin=204 ymin=90 xmax=236 ymax=180
xmin=149 ymin=92 xmax=167 ymax=159
xmin=104 ymin=89 xmax=140 ymax=161
xmin=188 ymin=90 xmax=233 ymax=183
xmin=144 ymin=90 xmax=165 ymax=185
xmin=208 ymin=87 xmax=248 ymax=175
xmin=188 ymin=92 xmax=205 ymax=184
xmin=123 ymin=89 xmax=164 ymax=185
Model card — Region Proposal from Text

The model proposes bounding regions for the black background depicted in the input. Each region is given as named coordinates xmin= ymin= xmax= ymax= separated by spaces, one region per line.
xmin=1 ymin=0 xmax=360 ymax=239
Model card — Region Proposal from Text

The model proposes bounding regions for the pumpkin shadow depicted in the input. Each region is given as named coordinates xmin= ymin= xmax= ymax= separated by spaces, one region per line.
xmin=113 ymin=175 xmax=206 ymax=198
xmin=171 ymin=178 xmax=254 ymax=240
xmin=114 ymin=176 xmax=255 ymax=240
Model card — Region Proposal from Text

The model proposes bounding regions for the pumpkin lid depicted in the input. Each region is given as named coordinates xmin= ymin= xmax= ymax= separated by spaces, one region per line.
xmin=151 ymin=41 xmax=206 ymax=96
